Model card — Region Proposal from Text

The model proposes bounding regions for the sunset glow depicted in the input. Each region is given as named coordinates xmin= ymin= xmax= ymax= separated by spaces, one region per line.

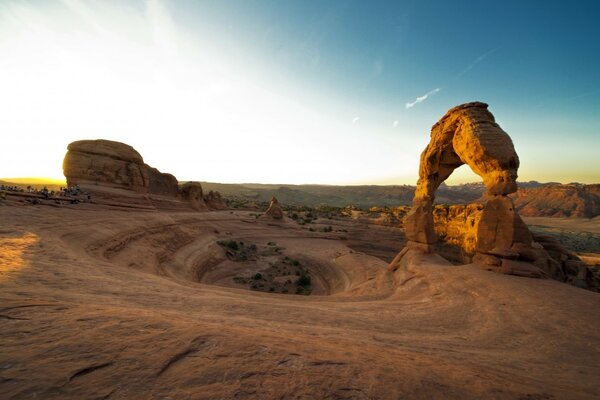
xmin=1 ymin=1 xmax=598 ymax=184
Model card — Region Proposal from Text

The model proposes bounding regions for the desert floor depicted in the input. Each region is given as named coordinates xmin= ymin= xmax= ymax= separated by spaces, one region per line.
xmin=1 ymin=203 xmax=599 ymax=399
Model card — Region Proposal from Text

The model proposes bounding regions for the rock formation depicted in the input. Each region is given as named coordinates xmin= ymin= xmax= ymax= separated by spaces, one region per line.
xmin=63 ymin=140 xmax=149 ymax=191
xmin=179 ymin=182 xmax=207 ymax=211
xmin=146 ymin=167 xmax=179 ymax=196
xmin=204 ymin=190 xmax=227 ymax=210
xmin=63 ymin=139 xmax=226 ymax=210
xmin=430 ymin=203 xmax=599 ymax=291
xmin=265 ymin=196 xmax=284 ymax=219
xmin=392 ymin=102 xmax=556 ymax=279
xmin=63 ymin=139 xmax=178 ymax=195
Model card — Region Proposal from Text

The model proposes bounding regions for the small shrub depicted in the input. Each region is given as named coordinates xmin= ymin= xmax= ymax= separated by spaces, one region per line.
xmin=298 ymin=273 xmax=311 ymax=287
xmin=253 ymin=273 xmax=263 ymax=280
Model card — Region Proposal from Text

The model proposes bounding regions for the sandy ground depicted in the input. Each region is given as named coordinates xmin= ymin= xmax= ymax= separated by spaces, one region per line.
xmin=1 ymin=202 xmax=599 ymax=399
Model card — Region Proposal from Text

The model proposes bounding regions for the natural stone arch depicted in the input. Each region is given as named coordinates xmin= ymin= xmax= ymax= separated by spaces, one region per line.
xmin=394 ymin=102 xmax=561 ymax=279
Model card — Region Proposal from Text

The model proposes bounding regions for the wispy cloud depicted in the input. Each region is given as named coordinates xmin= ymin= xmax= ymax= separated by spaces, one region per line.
xmin=352 ymin=117 xmax=359 ymax=124
xmin=392 ymin=120 xmax=399 ymax=128
xmin=405 ymin=88 xmax=440 ymax=109
xmin=456 ymin=47 xmax=499 ymax=79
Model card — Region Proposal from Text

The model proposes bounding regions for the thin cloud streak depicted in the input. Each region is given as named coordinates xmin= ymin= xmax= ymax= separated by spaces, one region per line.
xmin=405 ymin=88 xmax=440 ymax=109
xmin=456 ymin=47 xmax=499 ymax=78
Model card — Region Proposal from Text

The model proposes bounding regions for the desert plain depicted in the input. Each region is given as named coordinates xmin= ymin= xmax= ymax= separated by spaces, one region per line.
xmin=1 ymin=182 xmax=599 ymax=399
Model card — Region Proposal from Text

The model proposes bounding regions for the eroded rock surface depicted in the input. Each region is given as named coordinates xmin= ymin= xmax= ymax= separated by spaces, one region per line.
xmin=204 ymin=190 xmax=227 ymax=210
xmin=63 ymin=139 xmax=226 ymax=210
xmin=431 ymin=204 xmax=599 ymax=291
xmin=265 ymin=196 xmax=284 ymax=219
xmin=63 ymin=139 xmax=178 ymax=195
xmin=179 ymin=182 xmax=207 ymax=211
xmin=63 ymin=140 xmax=149 ymax=191
xmin=394 ymin=102 xmax=561 ymax=281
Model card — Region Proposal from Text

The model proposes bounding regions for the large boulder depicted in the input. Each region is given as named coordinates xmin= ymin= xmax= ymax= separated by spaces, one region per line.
xmin=204 ymin=190 xmax=226 ymax=210
xmin=63 ymin=140 xmax=149 ymax=191
xmin=63 ymin=139 xmax=178 ymax=195
xmin=265 ymin=196 xmax=284 ymax=219
xmin=179 ymin=182 xmax=207 ymax=211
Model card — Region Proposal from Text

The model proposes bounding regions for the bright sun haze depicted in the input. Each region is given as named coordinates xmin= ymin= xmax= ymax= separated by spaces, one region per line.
xmin=1 ymin=1 xmax=599 ymax=184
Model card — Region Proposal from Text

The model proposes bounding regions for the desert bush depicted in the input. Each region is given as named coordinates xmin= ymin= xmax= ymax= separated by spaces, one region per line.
xmin=298 ymin=273 xmax=311 ymax=287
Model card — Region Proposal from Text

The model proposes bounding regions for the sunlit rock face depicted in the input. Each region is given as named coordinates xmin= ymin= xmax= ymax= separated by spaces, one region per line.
xmin=265 ymin=196 xmax=284 ymax=219
xmin=63 ymin=139 xmax=178 ymax=195
xmin=433 ymin=204 xmax=599 ymax=291
xmin=63 ymin=139 xmax=149 ymax=192
xmin=63 ymin=139 xmax=226 ymax=210
xmin=395 ymin=102 xmax=561 ymax=279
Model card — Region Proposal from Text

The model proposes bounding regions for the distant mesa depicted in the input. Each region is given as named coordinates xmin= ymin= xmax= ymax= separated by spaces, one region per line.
xmin=513 ymin=183 xmax=600 ymax=218
xmin=62 ymin=139 xmax=224 ymax=210
xmin=265 ymin=196 xmax=284 ymax=219
xmin=392 ymin=102 xmax=585 ymax=282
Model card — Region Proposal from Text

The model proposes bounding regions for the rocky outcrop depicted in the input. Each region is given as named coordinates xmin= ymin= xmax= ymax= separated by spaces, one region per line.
xmin=433 ymin=204 xmax=483 ymax=256
xmin=63 ymin=139 xmax=177 ymax=195
xmin=393 ymin=102 xmax=557 ymax=280
xmin=63 ymin=140 xmax=149 ymax=191
xmin=204 ymin=191 xmax=226 ymax=210
xmin=63 ymin=140 xmax=227 ymax=211
xmin=146 ymin=167 xmax=179 ymax=196
xmin=179 ymin=182 xmax=207 ymax=211
xmin=432 ymin=204 xmax=599 ymax=291
xmin=265 ymin=196 xmax=284 ymax=219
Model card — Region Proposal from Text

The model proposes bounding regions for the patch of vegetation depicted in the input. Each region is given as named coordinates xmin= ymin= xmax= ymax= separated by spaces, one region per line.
xmin=217 ymin=239 xmax=258 ymax=261
xmin=297 ymin=272 xmax=311 ymax=287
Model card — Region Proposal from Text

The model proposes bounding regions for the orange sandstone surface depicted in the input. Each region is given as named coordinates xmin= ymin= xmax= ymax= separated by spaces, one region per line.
xmin=1 ymin=108 xmax=599 ymax=399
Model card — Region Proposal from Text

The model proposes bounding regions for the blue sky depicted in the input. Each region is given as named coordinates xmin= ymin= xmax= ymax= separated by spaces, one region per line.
xmin=0 ymin=0 xmax=598 ymax=184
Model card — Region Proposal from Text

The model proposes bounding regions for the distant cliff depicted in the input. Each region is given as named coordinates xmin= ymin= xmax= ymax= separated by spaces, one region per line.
xmin=512 ymin=184 xmax=600 ymax=218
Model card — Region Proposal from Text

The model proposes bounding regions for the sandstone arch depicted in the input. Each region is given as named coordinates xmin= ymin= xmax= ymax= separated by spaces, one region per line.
xmin=394 ymin=102 xmax=562 ymax=279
